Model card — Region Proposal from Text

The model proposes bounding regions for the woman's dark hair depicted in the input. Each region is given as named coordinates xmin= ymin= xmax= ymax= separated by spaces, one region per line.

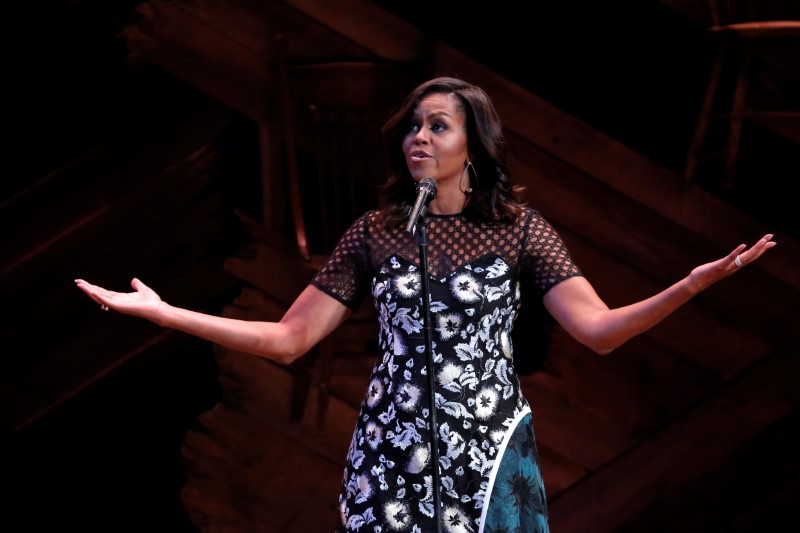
xmin=378 ymin=77 xmax=525 ymax=227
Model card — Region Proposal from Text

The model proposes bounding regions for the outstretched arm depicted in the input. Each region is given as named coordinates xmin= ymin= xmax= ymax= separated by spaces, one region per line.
xmin=75 ymin=278 xmax=352 ymax=365
xmin=543 ymin=234 xmax=776 ymax=355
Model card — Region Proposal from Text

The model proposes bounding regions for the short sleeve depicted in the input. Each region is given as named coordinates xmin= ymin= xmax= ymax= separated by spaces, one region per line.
xmin=520 ymin=210 xmax=583 ymax=295
xmin=309 ymin=211 xmax=373 ymax=310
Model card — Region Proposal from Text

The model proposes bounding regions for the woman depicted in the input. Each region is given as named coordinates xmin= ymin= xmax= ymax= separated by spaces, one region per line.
xmin=76 ymin=77 xmax=775 ymax=532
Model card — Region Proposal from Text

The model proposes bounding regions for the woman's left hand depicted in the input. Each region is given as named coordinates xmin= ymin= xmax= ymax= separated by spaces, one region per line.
xmin=688 ymin=233 xmax=776 ymax=293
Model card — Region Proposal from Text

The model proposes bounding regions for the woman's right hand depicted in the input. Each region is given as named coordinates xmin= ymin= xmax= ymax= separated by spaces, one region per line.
xmin=75 ymin=277 xmax=164 ymax=322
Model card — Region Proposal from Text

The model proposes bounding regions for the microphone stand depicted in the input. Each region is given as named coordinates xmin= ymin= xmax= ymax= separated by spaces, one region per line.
xmin=415 ymin=220 xmax=443 ymax=533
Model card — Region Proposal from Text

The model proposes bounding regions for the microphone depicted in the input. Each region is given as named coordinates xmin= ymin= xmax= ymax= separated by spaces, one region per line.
xmin=405 ymin=176 xmax=438 ymax=235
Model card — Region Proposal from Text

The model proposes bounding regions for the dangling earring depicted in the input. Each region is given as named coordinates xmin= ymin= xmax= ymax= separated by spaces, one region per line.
xmin=462 ymin=160 xmax=477 ymax=194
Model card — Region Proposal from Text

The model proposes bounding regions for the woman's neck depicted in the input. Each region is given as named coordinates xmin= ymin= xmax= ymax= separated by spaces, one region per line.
xmin=427 ymin=187 xmax=466 ymax=215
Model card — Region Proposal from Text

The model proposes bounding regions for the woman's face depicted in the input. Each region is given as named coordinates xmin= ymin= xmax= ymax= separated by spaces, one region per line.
xmin=402 ymin=92 xmax=470 ymax=188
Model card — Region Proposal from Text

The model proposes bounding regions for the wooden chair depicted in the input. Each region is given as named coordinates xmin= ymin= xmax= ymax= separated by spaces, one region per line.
xmin=683 ymin=0 xmax=800 ymax=190
xmin=272 ymin=35 xmax=420 ymax=431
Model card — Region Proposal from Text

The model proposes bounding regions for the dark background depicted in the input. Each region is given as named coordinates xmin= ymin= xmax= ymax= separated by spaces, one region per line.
xmin=3 ymin=1 xmax=798 ymax=530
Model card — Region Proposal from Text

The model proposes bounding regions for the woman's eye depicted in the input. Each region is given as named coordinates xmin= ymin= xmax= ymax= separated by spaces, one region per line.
xmin=431 ymin=122 xmax=447 ymax=133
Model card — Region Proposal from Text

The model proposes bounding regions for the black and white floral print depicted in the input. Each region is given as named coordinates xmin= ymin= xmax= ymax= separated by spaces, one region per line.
xmin=338 ymin=254 xmax=538 ymax=532
xmin=313 ymin=209 xmax=582 ymax=533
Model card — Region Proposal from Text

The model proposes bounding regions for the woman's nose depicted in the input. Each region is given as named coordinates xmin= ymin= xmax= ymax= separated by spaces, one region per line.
xmin=413 ymin=126 xmax=429 ymax=143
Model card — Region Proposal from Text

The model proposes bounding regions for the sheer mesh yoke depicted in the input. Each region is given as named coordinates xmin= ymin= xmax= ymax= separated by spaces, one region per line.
xmin=311 ymin=207 xmax=583 ymax=310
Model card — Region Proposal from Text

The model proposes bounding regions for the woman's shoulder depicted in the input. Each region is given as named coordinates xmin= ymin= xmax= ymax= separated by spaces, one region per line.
xmin=360 ymin=209 xmax=404 ymax=231
xmin=359 ymin=209 xmax=383 ymax=228
xmin=514 ymin=205 xmax=545 ymax=226
xmin=512 ymin=206 xmax=567 ymax=240
xmin=348 ymin=209 xmax=395 ymax=238
xmin=518 ymin=205 xmax=541 ymax=217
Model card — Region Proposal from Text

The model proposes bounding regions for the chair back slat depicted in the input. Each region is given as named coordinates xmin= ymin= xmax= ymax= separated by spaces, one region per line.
xmin=276 ymin=37 xmax=420 ymax=260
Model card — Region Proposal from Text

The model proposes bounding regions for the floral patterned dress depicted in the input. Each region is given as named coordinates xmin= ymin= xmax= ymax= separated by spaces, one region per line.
xmin=310 ymin=208 xmax=583 ymax=533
